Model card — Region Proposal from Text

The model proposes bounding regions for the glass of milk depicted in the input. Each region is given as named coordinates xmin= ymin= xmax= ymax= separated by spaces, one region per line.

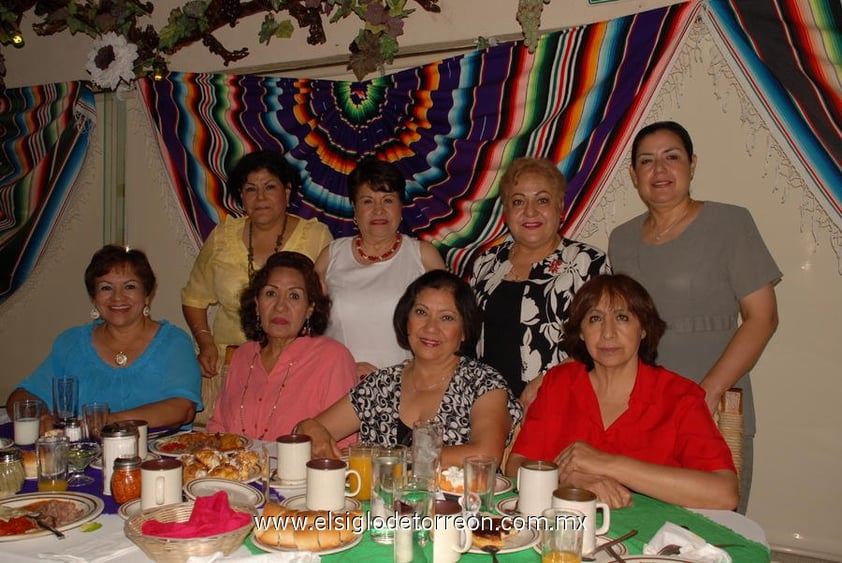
xmin=13 ymin=399 xmax=42 ymax=446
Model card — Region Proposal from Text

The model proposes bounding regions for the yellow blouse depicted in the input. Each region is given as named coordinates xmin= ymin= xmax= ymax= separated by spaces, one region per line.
xmin=181 ymin=215 xmax=332 ymax=346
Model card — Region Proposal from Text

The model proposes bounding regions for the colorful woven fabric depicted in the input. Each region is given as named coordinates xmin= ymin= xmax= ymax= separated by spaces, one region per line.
xmin=706 ymin=0 xmax=842 ymax=229
xmin=0 ymin=82 xmax=95 ymax=303
xmin=138 ymin=3 xmax=697 ymax=275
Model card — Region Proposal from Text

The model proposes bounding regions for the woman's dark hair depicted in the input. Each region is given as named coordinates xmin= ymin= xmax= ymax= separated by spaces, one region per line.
xmin=393 ymin=270 xmax=480 ymax=358
xmin=348 ymin=157 xmax=407 ymax=204
xmin=239 ymin=251 xmax=331 ymax=345
xmin=84 ymin=245 xmax=156 ymax=298
xmin=631 ymin=121 xmax=694 ymax=166
xmin=561 ymin=274 xmax=666 ymax=370
xmin=227 ymin=150 xmax=301 ymax=208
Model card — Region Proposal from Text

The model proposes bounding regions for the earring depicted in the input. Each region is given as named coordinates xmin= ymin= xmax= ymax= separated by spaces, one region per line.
xmin=90 ymin=308 xmax=100 ymax=320
xmin=301 ymin=317 xmax=311 ymax=336
xmin=142 ymin=305 xmax=150 ymax=317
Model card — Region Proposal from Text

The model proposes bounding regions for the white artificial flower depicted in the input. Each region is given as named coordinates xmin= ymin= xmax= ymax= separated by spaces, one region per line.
xmin=85 ymin=32 xmax=138 ymax=90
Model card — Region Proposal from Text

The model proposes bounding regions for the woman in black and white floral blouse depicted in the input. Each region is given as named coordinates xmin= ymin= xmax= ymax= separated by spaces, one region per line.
xmin=296 ymin=270 xmax=523 ymax=467
xmin=470 ymin=157 xmax=610 ymax=407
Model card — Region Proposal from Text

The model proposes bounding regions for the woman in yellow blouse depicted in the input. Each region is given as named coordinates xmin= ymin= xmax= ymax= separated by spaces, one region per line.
xmin=181 ymin=151 xmax=332 ymax=423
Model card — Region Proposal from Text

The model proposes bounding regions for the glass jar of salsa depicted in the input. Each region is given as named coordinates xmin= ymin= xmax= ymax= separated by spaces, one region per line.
xmin=111 ymin=455 xmax=142 ymax=504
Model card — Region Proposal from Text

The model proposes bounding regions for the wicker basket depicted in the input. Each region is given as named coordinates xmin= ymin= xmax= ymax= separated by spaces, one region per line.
xmin=124 ymin=501 xmax=257 ymax=562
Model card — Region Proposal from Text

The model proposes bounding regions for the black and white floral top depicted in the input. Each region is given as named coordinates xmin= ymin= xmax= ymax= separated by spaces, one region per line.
xmin=470 ymin=238 xmax=610 ymax=390
xmin=348 ymin=357 xmax=523 ymax=447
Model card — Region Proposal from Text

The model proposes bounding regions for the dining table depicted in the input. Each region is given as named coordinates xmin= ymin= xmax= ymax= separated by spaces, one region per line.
xmin=0 ymin=425 xmax=771 ymax=562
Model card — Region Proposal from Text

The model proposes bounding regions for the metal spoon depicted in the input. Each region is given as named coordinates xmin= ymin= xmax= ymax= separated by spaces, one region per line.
xmin=481 ymin=545 xmax=500 ymax=563
xmin=27 ymin=512 xmax=65 ymax=539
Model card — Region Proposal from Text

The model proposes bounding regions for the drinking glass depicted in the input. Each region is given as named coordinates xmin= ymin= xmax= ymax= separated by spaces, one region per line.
xmin=394 ymin=480 xmax=435 ymax=562
xmin=82 ymin=402 xmax=110 ymax=442
xmin=13 ymin=399 xmax=42 ymax=446
xmin=67 ymin=441 xmax=100 ymax=487
xmin=541 ymin=507 xmax=585 ymax=563
xmin=347 ymin=442 xmax=374 ymax=501
xmin=370 ymin=445 xmax=408 ymax=544
xmin=463 ymin=455 xmax=496 ymax=513
xmin=52 ymin=375 xmax=78 ymax=424
xmin=36 ymin=435 xmax=70 ymax=492
xmin=411 ymin=419 xmax=442 ymax=490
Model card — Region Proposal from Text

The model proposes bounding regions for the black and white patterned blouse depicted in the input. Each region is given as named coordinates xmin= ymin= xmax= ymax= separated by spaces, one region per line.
xmin=348 ymin=357 xmax=523 ymax=447
xmin=470 ymin=237 xmax=610 ymax=389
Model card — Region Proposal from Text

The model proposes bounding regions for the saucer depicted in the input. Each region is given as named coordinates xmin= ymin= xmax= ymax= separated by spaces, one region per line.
xmin=281 ymin=494 xmax=361 ymax=512
xmin=184 ymin=477 xmax=265 ymax=507
xmin=118 ymin=498 xmax=142 ymax=520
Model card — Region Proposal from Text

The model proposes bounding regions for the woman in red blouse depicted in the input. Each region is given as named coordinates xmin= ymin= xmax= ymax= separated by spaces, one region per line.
xmin=505 ymin=274 xmax=738 ymax=510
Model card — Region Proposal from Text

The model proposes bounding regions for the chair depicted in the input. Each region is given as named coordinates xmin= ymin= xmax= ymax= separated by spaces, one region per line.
xmin=716 ymin=387 xmax=744 ymax=485
xmin=193 ymin=345 xmax=237 ymax=428
xmin=500 ymin=420 xmax=522 ymax=472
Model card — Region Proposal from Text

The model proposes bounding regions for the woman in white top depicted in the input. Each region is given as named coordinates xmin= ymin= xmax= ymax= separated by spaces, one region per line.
xmin=315 ymin=157 xmax=445 ymax=377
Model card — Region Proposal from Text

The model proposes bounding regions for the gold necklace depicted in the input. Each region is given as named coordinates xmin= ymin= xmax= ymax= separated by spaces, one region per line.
xmin=406 ymin=364 xmax=451 ymax=392
xmin=651 ymin=202 xmax=694 ymax=241
xmin=247 ymin=218 xmax=286 ymax=280
xmin=239 ymin=351 xmax=294 ymax=440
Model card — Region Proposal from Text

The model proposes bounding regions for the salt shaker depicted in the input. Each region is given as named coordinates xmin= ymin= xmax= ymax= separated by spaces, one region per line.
xmin=101 ymin=422 xmax=138 ymax=496
xmin=63 ymin=418 xmax=82 ymax=443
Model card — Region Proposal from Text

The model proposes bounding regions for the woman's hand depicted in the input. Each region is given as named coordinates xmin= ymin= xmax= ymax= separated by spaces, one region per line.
xmin=196 ymin=340 xmax=219 ymax=378
xmin=295 ymin=418 xmax=342 ymax=459
xmin=555 ymin=440 xmax=611 ymax=477
xmin=560 ymin=470 xmax=633 ymax=509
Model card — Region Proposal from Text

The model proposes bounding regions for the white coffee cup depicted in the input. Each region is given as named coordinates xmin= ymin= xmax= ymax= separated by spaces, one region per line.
xmin=305 ymin=458 xmax=361 ymax=511
xmin=432 ymin=499 xmax=471 ymax=563
xmin=552 ymin=486 xmax=610 ymax=554
xmin=276 ymin=434 xmax=311 ymax=484
xmin=517 ymin=460 xmax=559 ymax=517
xmin=141 ymin=458 xmax=183 ymax=510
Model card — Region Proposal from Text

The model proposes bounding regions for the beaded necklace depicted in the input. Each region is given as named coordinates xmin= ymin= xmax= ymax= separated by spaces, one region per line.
xmin=239 ymin=351 xmax=294 ymax=440
xmin=247 ymin=218 xmax=286 ymax=280
xmin=354 ymin=233 xmax=402 ymax=263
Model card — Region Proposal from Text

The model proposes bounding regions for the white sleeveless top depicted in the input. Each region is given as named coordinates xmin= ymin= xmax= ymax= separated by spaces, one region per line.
xmin=325 ymin=235 xmax=425 ymax=369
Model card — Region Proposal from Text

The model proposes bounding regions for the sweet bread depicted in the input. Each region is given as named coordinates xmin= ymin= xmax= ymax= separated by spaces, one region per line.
xmin=471 ymin=516 xmax=512 ymax=550
xmin=438 ymin=466 xmax=464 ymax=493
xmin=255 ymin=503 xmax=363 ymax=551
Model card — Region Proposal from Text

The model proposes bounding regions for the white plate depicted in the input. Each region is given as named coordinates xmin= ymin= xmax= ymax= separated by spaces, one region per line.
xmin=184 ymin=478 xmax=265 ymax=507
xmin=281 ymin=494 xmax=362 ymax=512
xmin=495 ymin=475 xmax=513 ymax=495
xmin=149 ymin=431 xmax=252 ymax=457
xmin=250 ymin=529 xmax=363 ymax=555
xmin=469 ymin=526 xmax=540 ymax=554
xmin=90 ymin=451 xmax=160 ymax=471
xmin=495 ymin=496 xmax=520 ymax=515
xmin=609 ymin=558 xmax=693 ymax=562
xmin=0 ymin=492 xmax=104 ymax=541
xmin=0 ymin=438 xmax=12 ymax=449
xmin=533 ymin=535 xmax=630 ymax=561
xmin=117 ymin=498 xmax=142 ymax=520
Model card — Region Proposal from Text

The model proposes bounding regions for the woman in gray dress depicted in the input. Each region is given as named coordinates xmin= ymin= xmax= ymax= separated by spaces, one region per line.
xmin=608 ymin=121 xmax=781 ymax=513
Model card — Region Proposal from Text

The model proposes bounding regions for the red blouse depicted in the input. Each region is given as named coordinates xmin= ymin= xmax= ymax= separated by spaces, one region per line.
xmin=512 ymin=360 xmax=735 ymax=473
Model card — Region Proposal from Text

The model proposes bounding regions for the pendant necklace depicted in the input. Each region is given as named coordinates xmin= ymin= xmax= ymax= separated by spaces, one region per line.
xmin=651 ymin=201 xmax=694 ymax=241
xmin=355 ymin=233 xmax=402 ymax=263
xmin=239 ymin=351 xmax=294 ymax=440
xmin=247 ymin=218 xmax=286 ymax=280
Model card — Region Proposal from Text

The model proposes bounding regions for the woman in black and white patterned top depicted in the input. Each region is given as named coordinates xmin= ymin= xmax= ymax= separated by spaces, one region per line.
xmin=296 ymin=270 xmax=522 ymax=467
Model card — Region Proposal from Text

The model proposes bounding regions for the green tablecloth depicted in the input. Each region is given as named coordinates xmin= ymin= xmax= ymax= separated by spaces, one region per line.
xmin=248 ymin=492 xmax=771 ymax=562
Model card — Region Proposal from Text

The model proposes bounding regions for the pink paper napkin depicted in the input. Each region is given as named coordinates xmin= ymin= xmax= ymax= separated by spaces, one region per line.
xmin=142 ymin=491 xmax=252 ymax=538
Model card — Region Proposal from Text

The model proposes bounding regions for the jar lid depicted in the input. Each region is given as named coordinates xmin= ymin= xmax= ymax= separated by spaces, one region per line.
xmin=63 ymin=418 xmax=81 ymax=428
xmin=0 ymin=447 xmax=22 ymax=463
xmin=101 ymin=422 xmax=139 ymax=438
xmin=113 ymin=455 xmax=142 ymax=469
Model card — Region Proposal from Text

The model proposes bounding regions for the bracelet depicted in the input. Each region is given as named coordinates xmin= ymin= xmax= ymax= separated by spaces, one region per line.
xmin=193 ymin=329 xmax=212 ymax=338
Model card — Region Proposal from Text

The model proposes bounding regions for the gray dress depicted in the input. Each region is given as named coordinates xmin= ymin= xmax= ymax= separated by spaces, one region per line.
xmin=608 ymin=201 xmax=781 ymax=437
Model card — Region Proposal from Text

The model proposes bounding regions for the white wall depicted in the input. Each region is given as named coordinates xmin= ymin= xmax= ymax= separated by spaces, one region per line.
xmin=2 ymin=1 xmax=840 ymax=559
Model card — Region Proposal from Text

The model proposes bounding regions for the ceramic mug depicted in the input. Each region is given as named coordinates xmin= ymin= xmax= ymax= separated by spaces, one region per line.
xmin=305 ymin=458 xmax=361 ymax=511
xmin=141 ymin=458 xmax=183 ymax=510
xmin=517 ymin=460 xmax=559 ymax=517
xmin=552 ymin=486 xmax=610 ymax=554
xmin=276 ymin=434 xmax=311 ymax=484
xmin=123 ymin=419 xmax=148 ymax=459
xmin=432 ymin=499 xmax=472 ymax=563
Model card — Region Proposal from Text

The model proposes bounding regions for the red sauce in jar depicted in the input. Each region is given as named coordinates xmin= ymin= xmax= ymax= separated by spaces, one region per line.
xmin=111 ymin=457 xmax=142 ymax=504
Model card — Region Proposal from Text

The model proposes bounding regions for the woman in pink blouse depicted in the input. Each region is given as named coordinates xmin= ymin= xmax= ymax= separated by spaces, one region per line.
xmin=207 ymin=252 xmax=357 ymax=441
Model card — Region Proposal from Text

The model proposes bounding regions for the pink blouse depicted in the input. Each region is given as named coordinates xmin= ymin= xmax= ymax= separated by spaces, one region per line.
xmin=207 ymin=336 xmax=357 ymax=442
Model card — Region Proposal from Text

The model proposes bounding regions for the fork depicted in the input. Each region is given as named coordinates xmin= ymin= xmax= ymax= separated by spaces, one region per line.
xmin=658 ymin=543 xmax=743 ymax=555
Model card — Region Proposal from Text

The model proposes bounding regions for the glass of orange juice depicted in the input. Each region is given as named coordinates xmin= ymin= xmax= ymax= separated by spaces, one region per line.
xmin=347 ymin=442 xmax=374 ymax=501
xmin=541 ymin=507 xmax=584 ymax=563
xmin=36 ymin=435 xmax=69 ymax=492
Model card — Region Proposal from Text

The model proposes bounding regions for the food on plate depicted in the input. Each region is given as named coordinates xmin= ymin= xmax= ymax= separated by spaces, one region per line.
xmin=256 ymin=502 xmax=362 ymax=550
xmin=181 ymin=447 xmax=260 ymax=483
xmin=0 ymin=499 xmax=84 ymax=536
xmin=438 ymin=466 xmax=464 ymax=493
xmin=471 ymin=515 xmax=513 ymax=550
xmin=21 ymin=450 xmax=37 ymax=479
xmin=156 ymin=431 xmax=247 ymax=455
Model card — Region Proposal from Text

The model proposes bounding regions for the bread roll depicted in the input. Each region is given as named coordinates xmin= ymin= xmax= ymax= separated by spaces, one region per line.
xmin=256 ymin=503 xmax=296 ymax=547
